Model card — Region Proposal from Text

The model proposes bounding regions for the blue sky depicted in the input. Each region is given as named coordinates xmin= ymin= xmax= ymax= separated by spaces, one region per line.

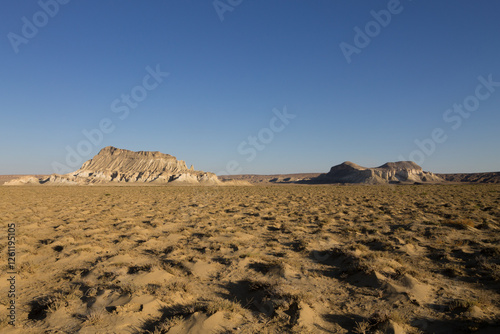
xmin=1 ymin=0 xmax=499 ymax=175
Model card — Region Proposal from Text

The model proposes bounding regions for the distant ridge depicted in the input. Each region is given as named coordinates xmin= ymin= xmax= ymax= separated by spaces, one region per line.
xmin=218 ymin=161 xmax=444 ymax=185
xmin=3 ymin=152 xmax=499 ymax=185
xmin=437 ymin=172 xmax=500 ymax=184
xmin=5 ymin=146 xmax=221 ymax=185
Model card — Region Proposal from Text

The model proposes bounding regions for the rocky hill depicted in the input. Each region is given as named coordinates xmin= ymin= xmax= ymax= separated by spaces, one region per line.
xmin=5 ymin=146 xmax=221 ymax=185
xmin=221 ymin=162 xmax=445 ymax=185
xmin=311 ymin=161 xmax=443 ymax=184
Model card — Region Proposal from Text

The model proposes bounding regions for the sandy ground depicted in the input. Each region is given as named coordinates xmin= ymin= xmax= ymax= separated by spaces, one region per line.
xmin=1 ymin=185 xmax=499 ymax=333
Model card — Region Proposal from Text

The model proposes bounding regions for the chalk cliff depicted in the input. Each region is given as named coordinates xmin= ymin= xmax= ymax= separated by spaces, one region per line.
xmin=5 ymin=146 xmax=221 ymax=185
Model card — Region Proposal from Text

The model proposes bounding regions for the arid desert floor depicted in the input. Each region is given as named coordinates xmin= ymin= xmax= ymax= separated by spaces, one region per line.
xmin=1 ymin=185 xmax=499 ymax=333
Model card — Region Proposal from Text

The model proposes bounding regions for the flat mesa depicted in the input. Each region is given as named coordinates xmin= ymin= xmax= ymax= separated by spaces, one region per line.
xmin=4 ymin=146 xmax=221 ymax=185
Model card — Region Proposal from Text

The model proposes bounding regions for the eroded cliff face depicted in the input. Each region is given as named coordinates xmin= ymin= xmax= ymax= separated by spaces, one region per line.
xmin=5 ymin=146 xmax=221 ymax=185
xmin=70 ymin=146 xmax=195 ymax=183
xmin=317 ymin=161 xmax=443 ymax=184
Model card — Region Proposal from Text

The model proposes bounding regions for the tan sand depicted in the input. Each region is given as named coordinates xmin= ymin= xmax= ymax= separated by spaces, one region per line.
xmin=0 ymin=185 xmax=499 ymax=333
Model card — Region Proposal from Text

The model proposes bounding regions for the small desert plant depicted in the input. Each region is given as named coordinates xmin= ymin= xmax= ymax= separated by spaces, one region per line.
xmin=46 ymin=291 xmax=77 ymax=313
xmin=453 ymin=239 xmax=468 ymax=247
xmin=386 ymin=310 xmax=406 ymax=324
xmin=352 ymin=243 xmax=369 ymax=252
xmin=353 ymin=320 xmax=370 ymax=334
xmin=73 ymin=247 xmax=93 ymax=254
xmin=448 ymin=299 xmax=478 ymax=313
xmin=84 ymin=308 xmax=106 ymax=325
xmin=445 ymin=218 xmax=475 ymax=229
xmin=163 ymin=281 xmax=190 ymax=294
xmin=205 ymin=297 xmax=244 ymax=315
xmin=18 ymin=261 xmax=35 ymax=274
xmin=239 ymin=252 xmax=260 ymax=259
xmin=119 ymin=282 xmax=138 ymax=295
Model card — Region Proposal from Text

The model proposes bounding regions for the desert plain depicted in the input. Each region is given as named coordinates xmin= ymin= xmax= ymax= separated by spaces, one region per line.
xmin=1 ymin=184 xmax=499 ymax=333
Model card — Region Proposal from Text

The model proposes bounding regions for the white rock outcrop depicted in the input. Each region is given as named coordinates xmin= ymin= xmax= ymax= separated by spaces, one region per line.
xmin=315 ymin=161 xmax=443 ymax=184
xmin=4 ymin=175 xmax=43 ymax=185
xmin=5 ymin=146 xmax=221 ymax=185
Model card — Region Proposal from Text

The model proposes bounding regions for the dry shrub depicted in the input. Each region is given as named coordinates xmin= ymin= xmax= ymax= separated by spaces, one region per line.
xmin=444 ymin=218 xmax=475 ymax=229
xmin=353 ymin=321 xmax=370 ymax=334
xmin=205 ymin=297 xmax=245 ymax=315
xmin=84 ymin=308 xmax=106 ymax=325
xmin=448 ymin=299 xmax=478 ymax=313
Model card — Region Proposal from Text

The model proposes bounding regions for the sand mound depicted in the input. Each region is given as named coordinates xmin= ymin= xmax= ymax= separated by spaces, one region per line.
xmin=385 ymin=274 xmax=433 ymax=305
xmin=167 ymin=311 xmax=241 ymax=334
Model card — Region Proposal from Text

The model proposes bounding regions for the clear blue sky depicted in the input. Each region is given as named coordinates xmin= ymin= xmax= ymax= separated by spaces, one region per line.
xmin=1 ymin=0 xmax=499 ymax=175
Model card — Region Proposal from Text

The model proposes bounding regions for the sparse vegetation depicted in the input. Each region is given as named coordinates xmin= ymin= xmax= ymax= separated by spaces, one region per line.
xmin=448 ymin=299 xmax=479 ymax=313
xmin=444 ymin=218 xmax=476 ymax=229
xmin=84 ymin=308 xmax=106 ymax=325
xmin=205 ymin=297 xmax=245 ymax=315
xmin=0 ymin=184 xmax=499 ymax=333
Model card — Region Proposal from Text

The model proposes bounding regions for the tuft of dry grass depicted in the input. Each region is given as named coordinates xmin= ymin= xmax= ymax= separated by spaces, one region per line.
xmin=84 ymin=308 xmax=106 ymax=325
xmin=353 ymin=320 xmax=370 ymax=334
xmin=447 ymin=299 xmax=478 ymax=313
xmin=205 ymin=297 xmax=245 ymax=315
xmin=444 ymin=218 xmax=475 ymax=229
